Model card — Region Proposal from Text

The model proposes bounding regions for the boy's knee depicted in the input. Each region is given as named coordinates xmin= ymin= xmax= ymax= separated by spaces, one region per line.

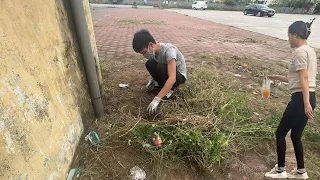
xmin=145 ymin=59 xmax=157 ymax=69
xmin=156 ymin=63 xmax=167 ymax=73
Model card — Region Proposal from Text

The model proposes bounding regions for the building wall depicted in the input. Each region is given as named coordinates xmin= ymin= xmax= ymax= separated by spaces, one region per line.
xmin=0 ymin=0 xmax=94 ymax=179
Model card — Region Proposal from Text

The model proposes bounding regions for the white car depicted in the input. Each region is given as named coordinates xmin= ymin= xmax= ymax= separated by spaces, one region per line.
xmin=192 ymin=1 xmax=207 ymax=10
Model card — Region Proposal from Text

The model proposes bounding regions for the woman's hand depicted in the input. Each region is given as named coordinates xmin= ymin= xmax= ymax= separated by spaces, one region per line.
xmin=305 ymin=103 xmax=314 ymax=120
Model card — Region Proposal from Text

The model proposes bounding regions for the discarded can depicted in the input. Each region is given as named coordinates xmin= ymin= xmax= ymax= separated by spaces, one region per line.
xmin=85 ymin=131 xmax=101 ymax=146
xmin=66 ymin=168 xmax=80 ymax=180
xmin=153 ymin=132 xmax=163 ymax=147
xmin=154 ymin=136 xmax=162 ymax=147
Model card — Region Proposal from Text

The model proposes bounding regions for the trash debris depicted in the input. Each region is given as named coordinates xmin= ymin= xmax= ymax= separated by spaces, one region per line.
xmin=85 ymin=131 xmax=101 ymax=146
xmin=246 ymin=84 xmax=253 ymax=89
xmin=153 ymin=132 xmax=163 ymax=147
xmin=261 ymin=77 xmax=271 ymax=99
xmin=129 ymin=166 xmax=146 ymax=180
xmin=119 ymin=83 xmax=129 ymax=88
xmin=142 ymin=143 xmax=151 ymax=148
xmin=238 ymin=63 xmax=249 ymax=72
xmin=66 ymin=169 xmax=80 ymax=180
xmin=128 ymin=139 xmax=132 ymax=146
xmin=270 ymin=80 xmax=274 ymax=84
xmin=154 ymin=136 xmax=162 ymax=147
xmin=234 ymin=74 xmax=242 ymax=77
xmin=254 ymin=112 xmax=260 ymax=116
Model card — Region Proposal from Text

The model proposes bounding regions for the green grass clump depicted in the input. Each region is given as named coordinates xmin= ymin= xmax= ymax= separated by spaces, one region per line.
xmin=132 ymin=66 xmax=282 ymax=168
xmin=133 ymin=124 xmax=228 ymax=167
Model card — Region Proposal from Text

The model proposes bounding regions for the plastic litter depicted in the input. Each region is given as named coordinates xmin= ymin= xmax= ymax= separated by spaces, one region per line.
xmin=85 ymin=131 xmax=101 ymax=146
xmin=66 ymin=169 xmax=80 ymax=180
xmin=261 ymin=77 xmax=271 ymax=99
xmin=129 ymin=166 xmax=146 ymax=180
xmin=153 ymin=132 xmax=163 ymax=147
xmin=234 ymin=74 xmax=242 ymax=77
xmin=119 ymin=83 xmax=129 ymax=88
xmin=154 ymin=136 xmax=162 ymax=147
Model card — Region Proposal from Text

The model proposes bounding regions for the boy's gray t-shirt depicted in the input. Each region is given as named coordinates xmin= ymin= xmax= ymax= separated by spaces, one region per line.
xmin=155 ymin=43 xmax=187 ymax=79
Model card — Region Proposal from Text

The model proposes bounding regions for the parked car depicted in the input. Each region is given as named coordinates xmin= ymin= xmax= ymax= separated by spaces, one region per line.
xmin=243 ymin=4 xmax=275 ymax=17
xmin=153 ymin=2 xmax=159 ymax=8
xmin=192 ymin=1 xmax=208 ymax=10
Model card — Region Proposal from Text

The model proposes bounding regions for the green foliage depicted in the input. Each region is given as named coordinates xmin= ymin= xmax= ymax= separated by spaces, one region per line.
xmin=133 ymin=66 xmax=281 ymax=168
xmin=224 ymin=0 xmax=236 ymax=6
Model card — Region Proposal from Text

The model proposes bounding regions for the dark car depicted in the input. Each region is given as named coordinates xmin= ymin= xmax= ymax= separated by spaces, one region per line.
xmin=244 ymin=4 xmax=275 ymax=17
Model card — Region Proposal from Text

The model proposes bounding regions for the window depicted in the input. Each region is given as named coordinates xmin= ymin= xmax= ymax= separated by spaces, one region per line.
xmin=256 ymin=4 xmax=268 ymax=8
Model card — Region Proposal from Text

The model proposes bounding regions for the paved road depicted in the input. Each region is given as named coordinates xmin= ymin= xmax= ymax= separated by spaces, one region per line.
xmin=90 ymin=3 xmax=153 ymax=9
xmin=168 ymin=9 xmax=320 ymax=48
xmin=90 ymin=4 xmax=155 ymax=23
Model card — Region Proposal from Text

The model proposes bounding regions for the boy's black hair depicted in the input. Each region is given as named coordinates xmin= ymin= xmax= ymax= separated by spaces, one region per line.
xmin=289 ymin=18 xmax=315 ymax=40
xmin=132 ymin=29 xmax=156 ymax=53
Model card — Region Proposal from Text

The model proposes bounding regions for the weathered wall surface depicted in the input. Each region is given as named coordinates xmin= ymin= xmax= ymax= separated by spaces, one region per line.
xmin=0 ymin=0 xmax=93 ymax=179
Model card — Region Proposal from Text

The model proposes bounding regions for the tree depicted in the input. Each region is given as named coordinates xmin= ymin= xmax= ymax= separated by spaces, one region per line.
xmin=271 ymin=0 xmax=314 ymax=8
xmin=224 ymin=0 xmax=236 ymax=5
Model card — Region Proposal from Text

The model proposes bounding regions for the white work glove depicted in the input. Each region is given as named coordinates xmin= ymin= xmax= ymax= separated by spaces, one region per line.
xmin=147 ymin=97 xmax=162 ymax=115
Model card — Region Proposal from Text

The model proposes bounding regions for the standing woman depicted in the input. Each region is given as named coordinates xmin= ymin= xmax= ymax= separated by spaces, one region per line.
xmin=265 ymin=19 xmax=317 ymax=179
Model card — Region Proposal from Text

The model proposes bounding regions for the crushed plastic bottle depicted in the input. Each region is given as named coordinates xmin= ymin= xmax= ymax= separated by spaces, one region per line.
xmin=85 ymin=131 xmax=101 ymax=146
xmin=129 ymin=166 xmax=146 ymax=180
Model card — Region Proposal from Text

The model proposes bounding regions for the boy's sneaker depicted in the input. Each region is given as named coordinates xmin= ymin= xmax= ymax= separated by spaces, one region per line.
xmin=146 ymin=79 xmax=160 ymax=91
xmin=265 ymin=164 xmax=288 ymax=179
xmin=288 ymin=170 xmax=309 ymax=179
xmin=165 ymin=90 xmax=174 ymax=99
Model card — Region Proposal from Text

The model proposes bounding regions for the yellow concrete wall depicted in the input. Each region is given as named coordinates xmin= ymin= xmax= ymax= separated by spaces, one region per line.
xmin=0 ymin=0 xmax=93 ymax=179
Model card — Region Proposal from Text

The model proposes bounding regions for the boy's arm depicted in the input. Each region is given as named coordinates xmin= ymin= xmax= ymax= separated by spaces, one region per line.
xmin=156 ymin=59 xmax=176 ymax=99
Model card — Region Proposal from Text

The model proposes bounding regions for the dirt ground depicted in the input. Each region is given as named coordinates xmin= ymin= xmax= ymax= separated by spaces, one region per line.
xmin=70 ymin=7 xmax=320 ymax=180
